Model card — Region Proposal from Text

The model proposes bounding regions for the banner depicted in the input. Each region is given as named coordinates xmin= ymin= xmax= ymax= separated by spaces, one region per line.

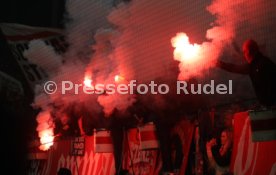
xmin=28 ymin=136 xmax=115 ymax=175
xmin=230 ymin=112 xmax=276 ymax=175
xmin=0 ymin=23 xmax=67 ymax=90
xmin=94 ymin=129 xmax=114 ymax=153
xmin=70 ymin=137 xmax=85 ymax=156
xmin=125 ymin=127 xmax=160 ymax=175
xmin=27 ymin=119 xmax=195 ymax=175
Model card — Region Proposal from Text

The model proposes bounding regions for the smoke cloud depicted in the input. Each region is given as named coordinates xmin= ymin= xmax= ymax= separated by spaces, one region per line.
xmin=205 ymin=0 xmax=276 ymax=104
xmin=24 ymin=0 xmax=276 ymax=147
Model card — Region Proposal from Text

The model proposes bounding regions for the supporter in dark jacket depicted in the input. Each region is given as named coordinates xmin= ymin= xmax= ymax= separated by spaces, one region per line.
xmin=217 ymin=39 xmax=276 ymax=106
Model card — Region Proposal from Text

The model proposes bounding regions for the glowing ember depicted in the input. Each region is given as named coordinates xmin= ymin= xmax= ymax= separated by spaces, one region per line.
xmin=114 ymin=75 xmax=124 ymax=83
xmin=84 ymin=77 xmax=93 ymax=87
xmin=39 ymin=129 xmax=54 ymax=151
xmin=171 ymin=33 xmax=200 ymax=63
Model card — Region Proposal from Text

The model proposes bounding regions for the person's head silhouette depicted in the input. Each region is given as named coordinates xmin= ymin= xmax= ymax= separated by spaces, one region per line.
xmin=57 ymin=168 xmax=72 ymax=175
xmin=242 ymin=39 xmax=260 ymax=63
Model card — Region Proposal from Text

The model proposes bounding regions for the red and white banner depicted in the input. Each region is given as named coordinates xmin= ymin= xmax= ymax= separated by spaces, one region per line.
xmin=94 ymin=129 xmax=114 ymax=153
xmin=138 ymin=122 xmax=159 ymax=150
xmin=125 ymin=127 xmax=160 ymax=175
xmin=28 ymin=119 xmax=195 ymax=175
xmin=230 ymin=111 xmax=276 ymax=175
xmin=28 ymin=136 xmax=115 ymax=175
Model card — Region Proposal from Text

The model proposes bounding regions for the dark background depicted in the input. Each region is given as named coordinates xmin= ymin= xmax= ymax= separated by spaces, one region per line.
xmin=0 ymin=0 xmax=66 ymax=28
xmin=0 ymin=1 xmax=65 ymax=174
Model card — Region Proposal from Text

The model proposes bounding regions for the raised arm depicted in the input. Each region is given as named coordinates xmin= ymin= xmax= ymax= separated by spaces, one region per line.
xmin=216 ymin=60 xmax=250 ymax=75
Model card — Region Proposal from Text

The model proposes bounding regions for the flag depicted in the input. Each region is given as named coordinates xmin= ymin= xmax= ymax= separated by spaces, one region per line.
xmin=249 ymin=109 xmax=276 ymax=142
xmin=230 ymin=111 xmax=276 ymax=175
xmin=138 ymin=122 xmax=159 ymax=150
xmin=94 ymin=129 xmax=114 ymax=153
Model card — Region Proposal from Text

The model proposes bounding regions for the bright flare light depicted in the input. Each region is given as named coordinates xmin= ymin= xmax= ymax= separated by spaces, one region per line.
xmin=84 ymin=77 xmax=93 ymax=87
xmin=36 ymin=111 xmax=55 ymax=151
xmin=39 ymin=129 xmax=54 ymax=151
xmin=114 ymin=75 xmax=125 ymax=83
xmin=171 ymin=33 xmax=201 ymax=63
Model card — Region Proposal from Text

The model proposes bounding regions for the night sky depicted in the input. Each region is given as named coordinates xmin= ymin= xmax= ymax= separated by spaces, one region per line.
xmin=0 ymin=0 xmax=65 ymax=28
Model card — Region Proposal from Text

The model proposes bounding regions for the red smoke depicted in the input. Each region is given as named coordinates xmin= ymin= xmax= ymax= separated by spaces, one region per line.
xmin=24 ymin=0 xmax=276 ymax=149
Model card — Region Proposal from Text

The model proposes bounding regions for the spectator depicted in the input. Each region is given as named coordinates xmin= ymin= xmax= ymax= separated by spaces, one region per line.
xmin=57 ymin=168 xmax=72 ymax=175
xmin=206 ymin=129 xmax=233 ymax=175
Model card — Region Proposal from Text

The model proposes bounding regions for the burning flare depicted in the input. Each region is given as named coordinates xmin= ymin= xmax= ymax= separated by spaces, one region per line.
xmin=38 ymin=129 xmax=55 ymax=151
xmin=171 ymin=33 xmax=201 ymax=64
xmin=36 ymin=111 xmax=54 ymax=151
xmin=84 ymin=76 xmax=93 ymax=88
xmin=114 ymin=75 xmax=125 ymax=83
xmin=171 ymin=32 xmax=209 ymax=80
